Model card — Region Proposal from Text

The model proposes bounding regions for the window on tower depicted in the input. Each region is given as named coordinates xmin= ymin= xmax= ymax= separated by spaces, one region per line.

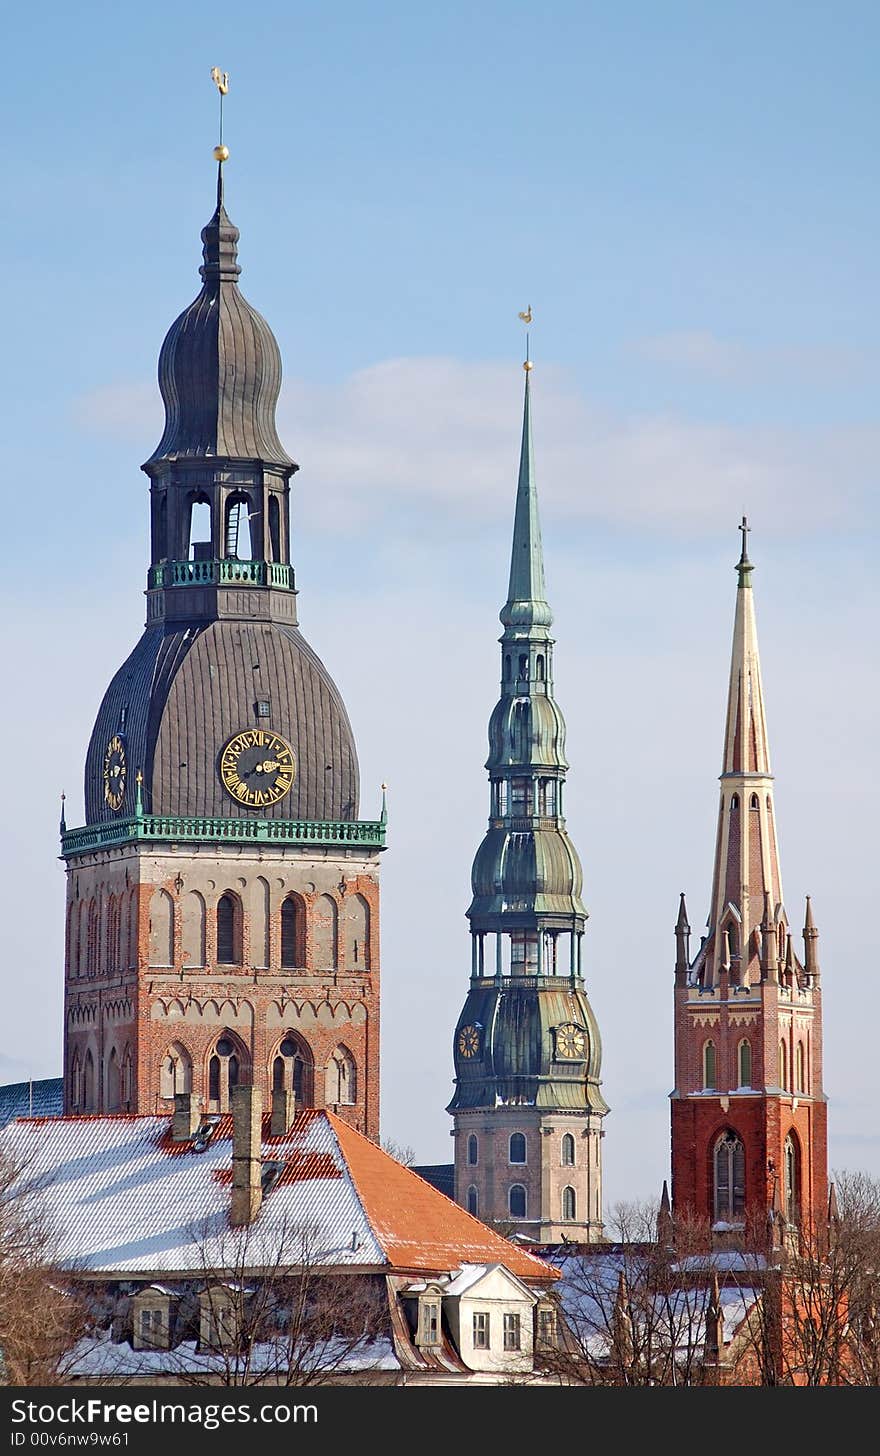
xmin=268 ymin=496 xmax=281 ymax=561
xmin=280 ymin=895 xmax=304 ymax=968
xmin=467 ymin=1134 xmax=478 ymax=1166
xmin=509 ymin=1133 xmax=526 ymax=1164
xmin=784 ymin=1133 xmax=800 ymax=1224
xmin=224 ymin=493 xmax=253 ymax=560
xmin=216 ymin=894 xmax=240 ymax=965
xmin=508 ymin=1184 xmax=527 ymax=1218
xmin=467 ymin=1185 xmax=479 ymax=1216
xmin=562 ymin=1186 xmax=576 ymax=1221
xmin=738 ymin=1039 xmax=752 ymax=1088
xmin=714 ymin=1131 xmax=745 ymax=1224
xmin=703 ymin=1040 xmax=717 ymax=1091
xmin=561 ymin=1133 xmax=575 ymax=1166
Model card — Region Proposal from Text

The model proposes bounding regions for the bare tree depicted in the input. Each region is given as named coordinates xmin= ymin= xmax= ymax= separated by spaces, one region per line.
xmin=129 ymin=1216 xmax=393 ymax=1386
xmin=0 ymin=1149 xmax=91 ymax=1385
xmin=539 ymin=1201 xmax=730 ymax=1386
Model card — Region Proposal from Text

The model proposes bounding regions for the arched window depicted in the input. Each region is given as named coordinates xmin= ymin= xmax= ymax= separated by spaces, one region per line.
xmin=345 ymin=894 xmax=371 ymax=970
xmin=509 ymin=1132 xmax=526 ymax=1165
xmin=730 ymin=794 xmax=739 ymax=811
xmin=106 ymin=1048 xmax=121 ymax=1112
xmin=518 ymin=653 xmax=528 ymax=680
xmin=70 ymin=1051 xmax=81 ymax=1111
xmin=714 ymin=1131 xmax=745 ymax=1223
xmin=703 ymin=1040 xmax=717 ymax=1091
xmin=326 ymin=1046 xmax=357 ymax=1106
xmin=83 ymin=1050 xmax=96 ymax=1113
xmin=467 ymin=1185 xmax=479 ymax=1217
xmin=280 ymin=895 xmax=304 ymax=969
xmin=467 ymin=1135 xmax=478 ymax=1167
xmin=536 ymin=654 xmax=545 ymax=681
xmin=273 ymin=1035 xmax=313 ymax=1105
xmin=779 ymin=1039 xmax=788 ymax=1091
xmin=738 ymin=1039 xmax=752 ymax=1088
xmin=784 ymin=1133 xmax=800 ymax=1224
xmin=750 ymin=793 xmax=760 ymax=810
xmin=509 ymin=1184 xmax=527 ymax=1219
xmin=268 ymin=496 xmax=281 ymax=561
xmin=121 ymin=1046 xmax=133 ymax=1108
xmin=224 ymin=492 xmax=253 ymax=560
xmin=188 ymin=496 xmax=211 ymax=560
xmin=208 ymin=1035 xmax=244 ymax=1112
xmin=796 ymin=1042 xmax=806 ymax=1094
xmin=562 ymin=1186 xmax=576 ymax=1221
xmin=88 ymin=900 xmax=100 ymax=975
xmin=313 ymin=895 xmax=338 ymax=969
xmin=561 ymin=1133 xmax=575 ymax=1167
xmin=148 ymin=888 xmax=174 ymax=968
xmin=216 ymin=894 xmax=240 ymax=965
xmin=182 ymin=891 xmax=206 ymax=969
xmin=504 ymin=654 xmax=511 ymax=681
xmin=160 ymin=1042 xmax=192 ymax=1100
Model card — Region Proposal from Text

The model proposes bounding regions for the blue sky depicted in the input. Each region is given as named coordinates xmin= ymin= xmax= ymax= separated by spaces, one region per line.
xmin=2 ymin=2 xmax=879 ymax=1207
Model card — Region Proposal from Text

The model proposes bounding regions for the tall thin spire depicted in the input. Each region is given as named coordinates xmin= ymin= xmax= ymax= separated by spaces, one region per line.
xmin=501 ymin=368 xmax=552 ymax=631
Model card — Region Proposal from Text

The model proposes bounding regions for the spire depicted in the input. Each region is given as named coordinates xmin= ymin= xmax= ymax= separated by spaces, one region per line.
xmin=500 ymin=368 xmax=552 ymax=632
xmin=803 ymin=895 xmax=820 ymax=980
xmin=722 ymin=516 xmax=771 ymax=777
xmin=657 ymin=1180 xmax=673 ymax=1245
xmin=703 ymin=520 xmax=785 ymax=985
xmin=675 ymin=893 xmax=690 ymax=982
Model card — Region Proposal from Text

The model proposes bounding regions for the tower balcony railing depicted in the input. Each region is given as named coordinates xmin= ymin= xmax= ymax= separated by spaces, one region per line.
xmin=147 ymin=559 xmax=295 ymax=591
xmin=62 ymin=813 xmax=386 ymax=858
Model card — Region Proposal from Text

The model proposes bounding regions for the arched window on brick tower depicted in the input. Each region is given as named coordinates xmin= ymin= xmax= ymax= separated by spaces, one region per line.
xmin=713 ymin=1131 xmax=745 ymax=1225
xmin=272 ymin=1035 xmax=313 ymax=1105
xmin=785 ymin=1133 xmax=801 ymax=1225
xmin=325 ymin=1046 xmax=357 ymax=1106
xmin=216 ymin=894 xmax=242 ymax=965
xmin=83 ymin=1049 xmax=96 ymax=1113
xmin=160 ymin=1042 xmax=192 ymax=1101
xmin=70 ymin=1050 xmax=81 ymax=1111
xmin=121 ymin=1046 xmax=133 ymax=1109
xmin=106 ymin=1048 xmax=121 ymax=1111
xmin=207 ymin=1034 xmax=247 ymax=1113
xmin=280 ymin=895 xmax=305 ymax=969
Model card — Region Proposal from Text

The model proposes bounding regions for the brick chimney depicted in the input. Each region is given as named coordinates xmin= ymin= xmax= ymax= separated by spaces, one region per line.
xmin=172 ymin=1092 xmax=202 ymax=1141
xmin=231 ymin=1085 xmax=263 ymax=1227
xmin=270 ymin=1088 xmax=296 ymax=1138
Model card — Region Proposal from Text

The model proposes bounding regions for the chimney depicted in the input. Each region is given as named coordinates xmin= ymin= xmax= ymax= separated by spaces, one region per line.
xmin=231 ymin=1084 xmax=263 ymax=1227
xmin=172 ymin=1092 xmax=202 ymax=1141
xmin=270 ymin=1088 xmax=296 ymax=1138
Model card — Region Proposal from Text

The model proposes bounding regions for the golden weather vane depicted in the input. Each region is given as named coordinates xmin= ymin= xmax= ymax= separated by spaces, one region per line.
xmin=518 ymin=306 xmax=534 ymax=371
xmin=210 ymin=67 xmax=230 ymax=161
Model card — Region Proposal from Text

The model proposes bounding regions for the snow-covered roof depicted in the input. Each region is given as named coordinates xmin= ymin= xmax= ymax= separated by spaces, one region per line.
xmin=1 ymin=1110 xmax=557 ymax=1284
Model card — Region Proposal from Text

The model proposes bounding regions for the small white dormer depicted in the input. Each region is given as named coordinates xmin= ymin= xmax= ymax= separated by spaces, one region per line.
xmin=442 ymin=1264 xmax=538 ymax=1374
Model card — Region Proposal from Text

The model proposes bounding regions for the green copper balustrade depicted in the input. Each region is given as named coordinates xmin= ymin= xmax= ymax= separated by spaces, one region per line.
xmin=62 ymin=813 xmax=385 ymax=858
xmin=148 ymin=559 xmax=295 ymax=590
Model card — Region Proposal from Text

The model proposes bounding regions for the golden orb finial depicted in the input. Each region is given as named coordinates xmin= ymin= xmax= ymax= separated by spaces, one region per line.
xmin=523 ymin=359 xmax=534 ymax=372
xmin=213 ymin=144 xmax=230 ymax=163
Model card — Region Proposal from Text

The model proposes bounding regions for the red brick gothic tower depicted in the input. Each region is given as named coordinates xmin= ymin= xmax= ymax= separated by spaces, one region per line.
xmin=671 ymin=521 xmax=827 ymax=1241
xmin=61 ymin=155 xmax=383 ymax=1133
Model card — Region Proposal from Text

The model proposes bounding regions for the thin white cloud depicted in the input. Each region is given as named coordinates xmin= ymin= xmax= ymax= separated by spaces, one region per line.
xmin=71 ymin=356 xmax=880 ymax=542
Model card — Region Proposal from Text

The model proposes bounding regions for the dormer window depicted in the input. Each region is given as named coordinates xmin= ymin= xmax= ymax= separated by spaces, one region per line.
xmin=418 ymin=1298 xmax=441 ymax=1347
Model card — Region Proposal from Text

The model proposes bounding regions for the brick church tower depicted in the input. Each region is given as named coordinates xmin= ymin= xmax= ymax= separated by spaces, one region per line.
xmin=671 ymin=522 xmax=827 ymax=1241
xmin=447 ymin=361 xmax=608 ymax=1243
xmin=61 ymin=155 xmax=384 ymax=1132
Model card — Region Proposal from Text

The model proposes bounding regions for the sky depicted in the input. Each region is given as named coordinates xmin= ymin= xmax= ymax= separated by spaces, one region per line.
xmin=2 ymin=1 xmax=878 ymax=1209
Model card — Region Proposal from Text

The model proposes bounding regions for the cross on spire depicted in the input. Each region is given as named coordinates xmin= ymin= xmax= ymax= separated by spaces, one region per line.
xmin=737 ymin=514 xmax=754 ymax=587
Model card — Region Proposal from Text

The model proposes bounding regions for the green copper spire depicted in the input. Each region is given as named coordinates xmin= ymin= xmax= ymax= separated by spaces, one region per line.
xmin=501 ymin=369 xmax=553 ymax=632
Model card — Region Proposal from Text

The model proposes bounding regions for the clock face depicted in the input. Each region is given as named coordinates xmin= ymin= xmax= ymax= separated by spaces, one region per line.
xmin=103 ymin=733 xmax=127 ymax=812
xmin=457 ymin=1024 xmax=481 ymax=1059
xmin=555 ymin=1023 xmax=588 ymax=1060
xmin=219 ymin=729 xmax=296 ymax=808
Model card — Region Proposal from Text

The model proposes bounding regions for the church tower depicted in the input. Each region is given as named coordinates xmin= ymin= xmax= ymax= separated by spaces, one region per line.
xmin=61 ymin=153 xmax=384 ymax=1132
xmin=447 ymin=361 xmax=607 ymax=1243
xmin=671 ymin=522 xmax=827 ymax=1240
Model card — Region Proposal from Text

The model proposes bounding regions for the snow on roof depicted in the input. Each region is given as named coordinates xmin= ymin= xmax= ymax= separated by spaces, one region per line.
xmin=67 ymin=1331 xmax=401 ymax=1379
xmin=1 ymin=1110 xmax=557 ymax=1284
xmin=444 ymin=1264 xmax=489 ymax=1296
